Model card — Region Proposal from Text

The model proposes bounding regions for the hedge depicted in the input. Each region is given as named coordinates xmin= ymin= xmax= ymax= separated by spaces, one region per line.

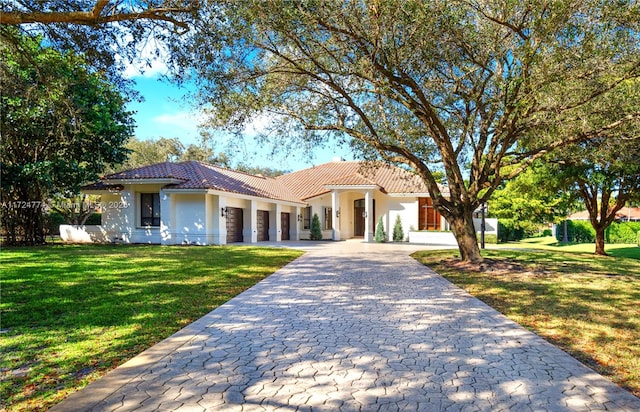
xmin=498 ymin=221 xmax=525 ymax=243
xmin=555 ymin=220 xmax=595 ymax=243
xmin=605 ymin=222 xmax=640 ymax=244
xmin=556 ymin=220 xmax=640 ymax=244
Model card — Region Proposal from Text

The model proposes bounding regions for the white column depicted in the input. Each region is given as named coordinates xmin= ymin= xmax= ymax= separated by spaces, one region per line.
xmin=274 ymin=203 xmax=282 ymax=241
xmin=365 ymin=190 xmax=374 ymax=242
xmin=294 ymin=206 xmax=302 ymax=240
xmin=248 ymin=199 xmax=258 ymax=243
xmin=212 ymin=195 xmax=227 ymax=245
xmin=331 ymin=190 xmax=341 ymax=240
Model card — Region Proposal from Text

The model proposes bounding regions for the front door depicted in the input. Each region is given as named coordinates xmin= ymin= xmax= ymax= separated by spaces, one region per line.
xmin=257 ymin=210 xmax=270 ymax=241
xmin=354 ymin=198 xmax=375 ymax=237
xmin=354 ymin=199 xmax=365 ymax=237
xmin=226 ymin=207 xmax=244 ymax=243
xmin=281 ymin=212 xmax=290 ymax=240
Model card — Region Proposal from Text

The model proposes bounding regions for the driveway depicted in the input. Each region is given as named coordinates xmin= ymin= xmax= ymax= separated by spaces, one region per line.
xmin=52 ymin=240 xmax=640 ymax=411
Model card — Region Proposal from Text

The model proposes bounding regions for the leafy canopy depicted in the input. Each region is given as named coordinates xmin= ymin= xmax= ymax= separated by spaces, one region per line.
xmin=178 ymin=0 xmax=640 ymax=261
xmin=0 ymin=32 xmax=133 ymax=244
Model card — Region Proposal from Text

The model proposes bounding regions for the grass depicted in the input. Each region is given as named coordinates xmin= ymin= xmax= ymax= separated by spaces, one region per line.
xmin=0 ymin=244 xmax=304 ymax=412
xmin=412 ymin=247 xmax=640 ymax=397
xmin=496 ymin=235 xmax=640 ymax=259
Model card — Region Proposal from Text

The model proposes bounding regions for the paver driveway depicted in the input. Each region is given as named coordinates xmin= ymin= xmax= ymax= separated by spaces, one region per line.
xmin=52 ymin=241 xmax=640 ymax=411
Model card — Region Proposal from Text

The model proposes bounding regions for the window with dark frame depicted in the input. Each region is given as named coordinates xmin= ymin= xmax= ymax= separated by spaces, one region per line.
xmin=323 ymin=207 xmax=332 ymax=230
xmin=141 ymin=193 xmax=160 ymax=226
xmin=303 ymin=206 xmax=311 ymax=230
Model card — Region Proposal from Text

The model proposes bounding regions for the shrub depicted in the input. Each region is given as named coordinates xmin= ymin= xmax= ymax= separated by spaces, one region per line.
xmin=606 ymin=222 xmax=640 ymax=244
xmin=375 ymin=216 xmax=386 ymax=242
xmin=310 ymin=213 xmax=322 ymax=240
xmin=542 ymin=228 xmax=552 ymax=237
xmin=392 ymin=215 xmax=404 ymax=242
xmin=498 ymin=221 xmax=524 ymax=243
xmin=637 ymin=230 xmax=640 ymax=247
xmin=571 ymin=220 xmax=595 ymax=243
xmin=482 ymin=234 xmax=498 ymax=244
xmin=45 ymin=211 xmax=66 ymax=236
xmin=555 ymin=220 xmax=595 ymax=243
xmin=85 ymin=212 xmax=102 ymax=226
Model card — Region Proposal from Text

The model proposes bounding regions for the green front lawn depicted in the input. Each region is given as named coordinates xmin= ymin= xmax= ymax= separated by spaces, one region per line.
xmin=413 ymin=248 xmax=640 ymax=397
xmin=0 ymin=244 xmax=304 ymax=412
xmin=497 ymin=235 xmax=640 ymax=259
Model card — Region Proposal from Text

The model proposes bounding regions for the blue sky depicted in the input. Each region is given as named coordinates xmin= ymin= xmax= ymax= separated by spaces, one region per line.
xmin=127 ymin=73 xmax=354 ymax=171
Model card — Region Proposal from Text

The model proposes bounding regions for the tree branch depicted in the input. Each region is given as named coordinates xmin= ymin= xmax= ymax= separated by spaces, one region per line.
xmin=0 ymin=1 xmax=196 ymax=30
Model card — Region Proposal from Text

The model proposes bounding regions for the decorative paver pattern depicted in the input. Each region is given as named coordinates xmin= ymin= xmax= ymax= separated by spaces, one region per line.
xmin=52 ymin=241 xmax=640 ymax=411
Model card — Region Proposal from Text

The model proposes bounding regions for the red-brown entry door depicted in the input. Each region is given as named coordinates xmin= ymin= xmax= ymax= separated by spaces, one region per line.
xmin=281 ymin=212 xmax=290 ymax=240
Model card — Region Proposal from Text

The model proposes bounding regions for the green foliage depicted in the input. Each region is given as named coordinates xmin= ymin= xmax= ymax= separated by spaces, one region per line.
xmin=112 ymin=137 xmax=231 ymax=172
xmin=637 ymin=231 xmax=640 ymax=247
xmin=310 ymin=213 xmax=322 ymax=240
xmin=498 ymin=221 xmax=525 ymax=243
xmin=85 ymin=213 xmax=102 ymax=226
xmin=375 ymin=216 xmax=386 ymax=243
xmin=0 ymin=245 xmax=303 ymax=411
xmin=542 ymin=229 xmax=553 ymax=237
xmin=45 ymin=212 xmax=66 ymax=236
xmin=555 ymin=220 xmax=596 ymax=243
xmin=392 ymin=215 xmax=404 ymax=242
xmin=0 ymin=33 xmax=133 ymax=245
xmin=490 ymin=162 xmax=574 ymax=233
xmin=605 ymin=222 xmax=640 ymax=244
xmin=483 ymin=234 xmax=498 ymax=244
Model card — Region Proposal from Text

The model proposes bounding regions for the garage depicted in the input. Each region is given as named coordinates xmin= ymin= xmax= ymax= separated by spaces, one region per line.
xmin=257 ymin=210 xmax=270 ymax=241
xmin=226 ymin=207 xmax=244 ymax=243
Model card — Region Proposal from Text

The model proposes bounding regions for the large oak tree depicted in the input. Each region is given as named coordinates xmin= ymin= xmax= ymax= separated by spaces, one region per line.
xmin=0 ymin=33 xmax=133 ymax=245
xmin=180 ymin=0 xmax=640 ymax=261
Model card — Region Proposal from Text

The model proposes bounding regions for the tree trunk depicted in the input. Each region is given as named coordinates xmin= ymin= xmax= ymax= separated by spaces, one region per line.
xmin=595 ymin=227 xmax=607 ymax=256
xmin=448 ymin=213 xmax=483 ymax=263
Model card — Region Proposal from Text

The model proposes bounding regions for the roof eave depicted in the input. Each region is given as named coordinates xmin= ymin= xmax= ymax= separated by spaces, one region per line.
xmin=102 ymin=178 xmax=185 ymax=185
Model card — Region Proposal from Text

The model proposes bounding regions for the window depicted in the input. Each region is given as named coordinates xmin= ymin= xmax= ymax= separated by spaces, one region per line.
xmin=303 ymin=206 xmax=311 ymax=230
xmin=323 ymin=207 xmax=332 ymax=230
xmin=141 ymin=193 xmax=160 ymax=226
xmin=418 ymin=197 xmax=441 ymax=230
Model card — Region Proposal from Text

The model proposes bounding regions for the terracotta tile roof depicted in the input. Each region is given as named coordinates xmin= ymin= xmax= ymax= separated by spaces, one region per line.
xmin=569 ymin=207 xmax=640 ymax=221
xmin=89 ymin=160 xmax=437 ymax=203
xmin=104 ymin=162 xmax=190 ymax=181
xmin=81 ymin=182 xmax=124 ymax=192
xmin=99 ymin=161 xmax=304 ymax=203
xmin=276 ymin=161 xmax=430 ymax=200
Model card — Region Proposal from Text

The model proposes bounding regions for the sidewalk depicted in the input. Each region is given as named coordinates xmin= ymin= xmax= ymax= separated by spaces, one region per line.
xmin=51 ymin=241 xmax=640 ymax=411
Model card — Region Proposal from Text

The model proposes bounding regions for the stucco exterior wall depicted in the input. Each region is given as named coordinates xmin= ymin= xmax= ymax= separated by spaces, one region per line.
xmin=173 ymin=194 xmax=208 ymax=245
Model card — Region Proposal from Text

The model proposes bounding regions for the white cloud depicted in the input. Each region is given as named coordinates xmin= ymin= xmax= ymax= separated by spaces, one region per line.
xmin=153 ymin=111 xmax=202 ymax=131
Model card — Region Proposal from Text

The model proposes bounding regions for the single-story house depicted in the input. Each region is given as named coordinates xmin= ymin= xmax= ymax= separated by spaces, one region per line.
xmin=66 ymin=159 xmax=493 ymax=245
xmin=568 ymin=208 xmax=640 ymax=222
